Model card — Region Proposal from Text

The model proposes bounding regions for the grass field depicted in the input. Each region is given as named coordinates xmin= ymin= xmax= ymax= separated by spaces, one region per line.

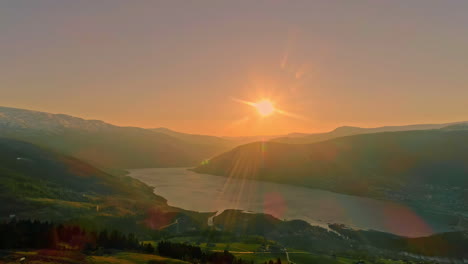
xmin=122 ymin=239 xmax=411 ymax=264
xmin=162 ymin=241 xmax=360 ymax=264
xmin=199 ymin=242 xmax=263 ymax=252
xmin=90 ymin=252 xmax=190 ymax=264
xmin=0 ymin=249 xmax=413 ymax=264
xmin=142 ymin=239 xmax=366 ymax=264
xmin=0 ymin=250 xmax=189 ymax=264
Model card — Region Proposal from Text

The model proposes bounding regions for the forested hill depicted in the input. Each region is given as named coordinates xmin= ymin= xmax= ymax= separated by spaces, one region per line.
xmin=193 ymin=129 xmax=468 ymax=201
xmin=271 ymin=122 xmax=468 ymax=144
xmin=0 ymin=137 xmax=168 ymax=221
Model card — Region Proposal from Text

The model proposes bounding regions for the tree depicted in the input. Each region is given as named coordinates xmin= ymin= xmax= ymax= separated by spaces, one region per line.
xmin=143 ymin=243 xmax=155 ymax=254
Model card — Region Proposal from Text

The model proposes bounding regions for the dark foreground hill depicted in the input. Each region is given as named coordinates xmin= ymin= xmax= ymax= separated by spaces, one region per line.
xmin=193 ymin=130 xmax=468 ymax=208
xmin=0 ymin=106 xmax=226 ymax=170
xmin=0 ymin=137 xmax=174 ymax=222
xmin=212 ymin=210 xmax=468 ymax=259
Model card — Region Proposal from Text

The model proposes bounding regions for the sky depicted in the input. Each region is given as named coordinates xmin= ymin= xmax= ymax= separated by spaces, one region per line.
xmin=1 ymin=0 xmax=468 ymax=136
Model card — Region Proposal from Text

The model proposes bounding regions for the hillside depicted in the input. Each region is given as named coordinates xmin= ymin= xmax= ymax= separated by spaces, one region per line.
xmin=151 ymin=127 xmax=240 ymax=155
xmin=0 ymin=137 xmax=173 ymax=221
xmin=193 ymin=130 xmax=468 ymax=210
xmin=152 ymin=127 xmax=284 ymax=153
xmin=151 ymin=128 xmax=230 ymax=145
xmin=272 ymin=122 xmax=468 ymax=144
xmin=441 ymin=123 xmax=468 ymax=131
xmin=0 ymin=107 xmax=225 ymax=170
xmin=210 ymin=210 xmax=468 ymax=258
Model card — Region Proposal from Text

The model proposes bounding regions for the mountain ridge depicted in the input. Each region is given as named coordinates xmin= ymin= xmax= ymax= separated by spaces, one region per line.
xmin=0 ymin=106 xmax=222 ymax=170
xmin=272 ymin=121 xmax=468 ymax=144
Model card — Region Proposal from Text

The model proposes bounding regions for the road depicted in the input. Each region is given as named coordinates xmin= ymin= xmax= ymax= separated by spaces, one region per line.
xmin=285 ymin=249 xmax=296 ymax=264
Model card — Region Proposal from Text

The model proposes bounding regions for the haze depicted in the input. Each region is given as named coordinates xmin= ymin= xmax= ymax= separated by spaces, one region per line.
xmin=1 ymin=0 xmax=468 ymax=136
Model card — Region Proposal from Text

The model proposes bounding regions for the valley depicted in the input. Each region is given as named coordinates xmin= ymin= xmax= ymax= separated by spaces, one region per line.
xmin=1 ymin=107 xmax=468 ymax=263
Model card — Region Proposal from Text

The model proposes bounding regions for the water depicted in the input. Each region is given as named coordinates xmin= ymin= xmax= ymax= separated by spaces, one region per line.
xmin=128 ymin=168 xmax=454 ymax=237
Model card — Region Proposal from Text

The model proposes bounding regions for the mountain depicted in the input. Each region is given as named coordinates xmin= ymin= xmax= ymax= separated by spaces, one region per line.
xmin=152 ymin=128 xmax=230 ymax=144
xmin=152 ymin=127 xmax=284 ymax=151
xmin=441 ymin=123 xmax=468 ymax=131
xmin=151 ymin=127 xmax=296 ymax=161
xmin=151 ymin=127 xmax=239 ymax=156
xmin=193 ymin=129 xmax=468 ymax=210
xmin=221 ymin=134 xmax=284 ymax=143
xmin=271 ymin=122 xmax=468 ymax=144
xmin=0 ymin=106 xmax=226 ymax=170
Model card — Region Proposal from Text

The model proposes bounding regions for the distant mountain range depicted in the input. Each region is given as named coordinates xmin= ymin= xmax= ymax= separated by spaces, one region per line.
xmin=3 ymin=105 xmax=468 ymax=177
xmin=272 ymin=122 xmax=468 ymax=144
xmin=0 ymin=107 xmax=254 ymax=171
xmin=152 ymin=127 xmax=283 ymax=148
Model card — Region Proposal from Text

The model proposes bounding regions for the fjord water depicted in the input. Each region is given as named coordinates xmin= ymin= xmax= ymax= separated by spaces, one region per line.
xmin=128 ymin=168 xmax=453 ymax=237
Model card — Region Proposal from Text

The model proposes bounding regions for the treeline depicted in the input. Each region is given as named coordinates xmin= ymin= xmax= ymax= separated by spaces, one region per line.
xmin=157 ymin=240 xmax=203 ymax=260
xmin=0 ymin=220 xmax=254 ymax=264
xmin=0 ymin=220 xmax=140 ymax=250
xmin=157 ymin=241 xmax=253 ymax=264
xmin=262 ymin=259 xmax=282 ymax=264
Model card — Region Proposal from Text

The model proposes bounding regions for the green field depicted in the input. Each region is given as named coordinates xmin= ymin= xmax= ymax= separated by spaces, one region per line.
xmin=0 ymin=250 xmax=190 ymax=264
xmin=144 ymin=239 xmax=370 ymax=264
xmin=90 ymin=252 xmax=190 ymax=264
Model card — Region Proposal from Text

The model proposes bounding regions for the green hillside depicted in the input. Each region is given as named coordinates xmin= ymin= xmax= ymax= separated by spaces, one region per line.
xmin=0 ymin=137 xmax=172 ymax=222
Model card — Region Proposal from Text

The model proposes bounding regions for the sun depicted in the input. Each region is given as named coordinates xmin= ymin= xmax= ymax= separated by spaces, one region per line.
xmin=253 ymin=99 xmax=275 ymax=117
xmin=233 ymin=96 xmax=304 ymax=120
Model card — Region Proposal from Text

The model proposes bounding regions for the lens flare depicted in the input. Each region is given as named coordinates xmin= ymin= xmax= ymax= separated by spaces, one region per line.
xmin=231 ymin=97 xmax=307 ymax=120
xmin=253 ymin=100 xmax=275 ymax=117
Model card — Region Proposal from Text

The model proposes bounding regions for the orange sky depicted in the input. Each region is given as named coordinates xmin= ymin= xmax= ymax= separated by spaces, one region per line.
xmin=2 ymin=1 xmax=468 ymax=136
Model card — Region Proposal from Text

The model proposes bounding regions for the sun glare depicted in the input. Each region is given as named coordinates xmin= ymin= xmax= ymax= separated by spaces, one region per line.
xmin=253 ymin=100 xmax=275 ymax=117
